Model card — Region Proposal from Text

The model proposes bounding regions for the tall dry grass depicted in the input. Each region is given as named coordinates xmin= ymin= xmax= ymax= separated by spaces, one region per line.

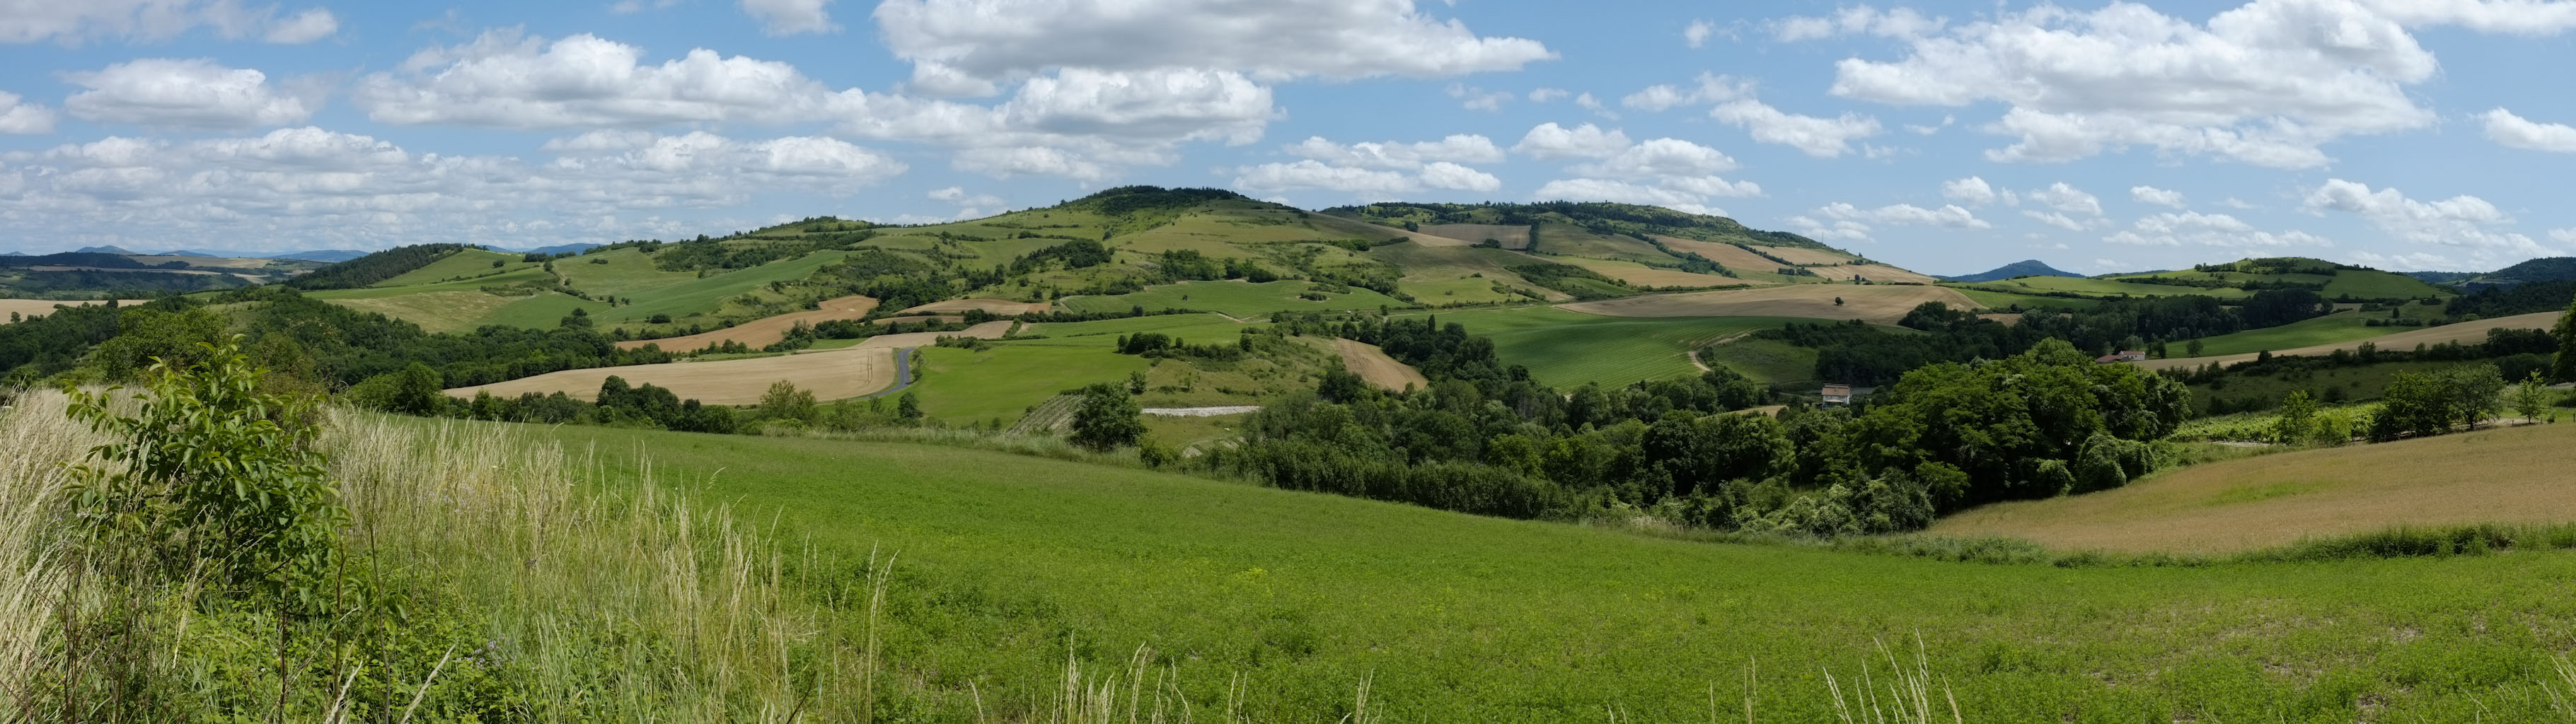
xmin=0 ymin=393 xmax=93 ymax=722
xmin=322 ymin=410 xmax=859 ymax=721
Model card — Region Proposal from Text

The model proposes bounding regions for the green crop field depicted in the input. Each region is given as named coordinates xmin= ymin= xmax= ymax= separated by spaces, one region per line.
xmin=1697 ymin=337 xmax=1819 ymax=385
xmin=1017 ymin=313 xmax=1253 ymax=344
xmin=2182 ymin=303 xmax=2447 ymax=357
xmin=589 ymin=250 xmax=856 ymax=326
xmin=1059 ymin=279 xmax=1407 ymax=318
xmin=1398 ymin=306 xmax=1805 ymax=388
xmin=518 ymin=421 xmax=2576 ymax=722
xmin=2323 ymin=269 xmax=2450 ymax=299
xmin=553 ymin=247 xmax=700 ymax=298
xmin=1958 ymin=275 xmax=2254 ymax=300
xmin=1529 ymin=223 xmax=1677 ymax=264
xmin=370 ymin=247 xmax=538 ymax=288
xmin=911 ymin=344 xmax=1152 ymax=426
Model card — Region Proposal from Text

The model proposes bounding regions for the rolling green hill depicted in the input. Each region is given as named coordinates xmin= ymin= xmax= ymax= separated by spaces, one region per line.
xmin=310 ymin=188 xmax=1936 ymax=341
xmin=521 ymin=419 xmax=2576 ymax=722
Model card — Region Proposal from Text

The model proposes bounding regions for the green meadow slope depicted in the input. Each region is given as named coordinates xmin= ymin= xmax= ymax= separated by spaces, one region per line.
xmin=529 ymin=420 xmax=2576 ymax=723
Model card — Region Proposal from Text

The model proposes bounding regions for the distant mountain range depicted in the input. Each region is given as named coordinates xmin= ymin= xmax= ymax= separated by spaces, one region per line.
xmin=1939 ymin=259 xmax=2079 ymax=283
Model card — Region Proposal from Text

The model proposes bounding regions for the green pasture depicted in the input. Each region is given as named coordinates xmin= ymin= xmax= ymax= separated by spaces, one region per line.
xmin=911 ymin=344 xmax=1150 ymax=425
xmin=1399 ymin=306 xmax=1805 ymax=388
xmin=1697 ymin=337 xmax=1820 ymax=385
xmin=369 ymin=247 xmax=536 ymax=288
xmin=2183 ymin=303 xmax=2444 ymax=357
xmin=1528 ymin=222 xmax=1677 ymax=264
xmin=588 ymin=250 xmax=855 ymax=325
xmin=554 ymin=247 xmax=699 ymax=298
xmin=1058 ymin=280 xmax=1407 ymax=318
xmin=1017 ymin=313 xmax=1252 ymax=344
xmin=529 ymin=422 xmax=2576 ymax=723
xmin=1959 ymin=276 xmax=2253 ymax=300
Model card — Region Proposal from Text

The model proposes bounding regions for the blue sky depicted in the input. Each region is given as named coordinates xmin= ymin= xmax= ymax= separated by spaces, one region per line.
xmin=1 ymin=0 xmax=2572 ymax=274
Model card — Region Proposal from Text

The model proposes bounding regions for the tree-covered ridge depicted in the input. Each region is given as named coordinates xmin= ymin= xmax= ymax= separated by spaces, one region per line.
xmin=1225 ymin=310 xmax=2193 ymax=535
xmin=1061 ymin=186 xmax=1256 ymax=217
xmin=1318 ymin=200 xmax=1835 ymax=250
xmin=284 ymin=243 xmax=470 ymax=290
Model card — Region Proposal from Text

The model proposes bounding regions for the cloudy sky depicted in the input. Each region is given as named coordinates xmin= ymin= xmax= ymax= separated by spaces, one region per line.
xmin=1 ymin=0 xmax=2572 ymax=274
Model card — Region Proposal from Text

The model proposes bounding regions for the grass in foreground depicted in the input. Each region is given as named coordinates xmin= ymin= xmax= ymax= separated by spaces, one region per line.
xmin=536 ymin=419 xmax=2576 ymax=723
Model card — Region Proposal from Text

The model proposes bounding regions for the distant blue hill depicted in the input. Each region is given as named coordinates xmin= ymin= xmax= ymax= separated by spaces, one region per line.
xmin=1939 ymin=259 xmax=2079 ymax=283
xmin=74 ymin=245 xmax=139 ymax=255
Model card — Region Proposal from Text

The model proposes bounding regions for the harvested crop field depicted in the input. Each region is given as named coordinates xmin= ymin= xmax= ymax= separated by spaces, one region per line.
xmin=459 ymin=321 xmax=1012 ymax=403
xmin=872 ymin=315 xmax=963 ymax=325
xmin=1555 ymin=257 xmax=1757 ymax=288
xmin=2135 ymin=311 xmax=2560 ymax=371
xmin=614 ymin=295 xmax=879 ymax=351
xmin=1814 ymin=264 xmax=1939 ymax=285
xmin=1332 ymin=338 xmax=1428 ymax=391
xmin=0 ymin=298 xmax=147 ymax=323
xmin=1931 ymin=422 xmax=2576 ymax=554
xmin=899 ymin=298 xmax=1050 ymax=315
xmin=1416 ymin=223 xmax=1531 ymax=250
xmin=1558 ymin=284 xmax=1981 ymax=325
xmin=1747 ymin=245 xmax=1854 ymax=266
xmin=1651 ymin=237 xmax=1779 ymax=271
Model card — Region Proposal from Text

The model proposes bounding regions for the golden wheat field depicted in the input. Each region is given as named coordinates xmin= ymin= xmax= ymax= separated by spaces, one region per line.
xmin=1649 ymin=237 xmax=1781 ymax=271
xmin=1332 ymin=338 xmax=1429 ymax=391
xmin=1931 ymin=422 xmax=2576 ymax=553
xmin=2135 ymin=311 xmax=2562 ymax=371
xmin=613 ymin=295 xmax=880 ymax=351
xmin=0 ymin=298 xmax=149 ymax=323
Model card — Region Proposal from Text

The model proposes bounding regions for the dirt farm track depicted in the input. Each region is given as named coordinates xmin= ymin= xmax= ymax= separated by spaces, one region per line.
xmin=454 ymin=322 xmax=1013 ymax=404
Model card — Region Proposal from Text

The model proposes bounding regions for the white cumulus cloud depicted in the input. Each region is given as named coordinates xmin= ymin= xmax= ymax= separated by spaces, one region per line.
xmin=2481 ymin=107 xmax=2576 ymax=153
xmin=2130 ymin=185 xmax=2187 ymax=209
xmin=0 ymin=92 xmax=57 ymax=134
xmin=1941 ymin=176 xmax=1999 ymax=206
xmin=1512 ymin=122 xmax=1631 ymax=159
xmin=1709 ymin=99 xmax=1882 ymax=158
xmin=2301 ymin=178 xmax=2547 ymax=257
xmin=2026 ymin=182 xmax=2101 ymax=216
xmin=1816 ymin=1 xmax=2554 ymax=167
xmin=872 ymin=0 xmax=1554 ymax=89
xmin=0 ymin=1 xmax=339 ymax=45
xmin=1684 ymin=18 xmax=1717 ymax=48
xmin=65 ymin=58 xmax=313 ymax=129
xmin=0 ymin=127 xmax=904 ymax=252
xmin=1822 ymin=202 xmax=1991 ymax=229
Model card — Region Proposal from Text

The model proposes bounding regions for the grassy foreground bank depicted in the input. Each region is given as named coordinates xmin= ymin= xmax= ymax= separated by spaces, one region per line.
xmin=538 ymin=421 xmax=2576 ymax=723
